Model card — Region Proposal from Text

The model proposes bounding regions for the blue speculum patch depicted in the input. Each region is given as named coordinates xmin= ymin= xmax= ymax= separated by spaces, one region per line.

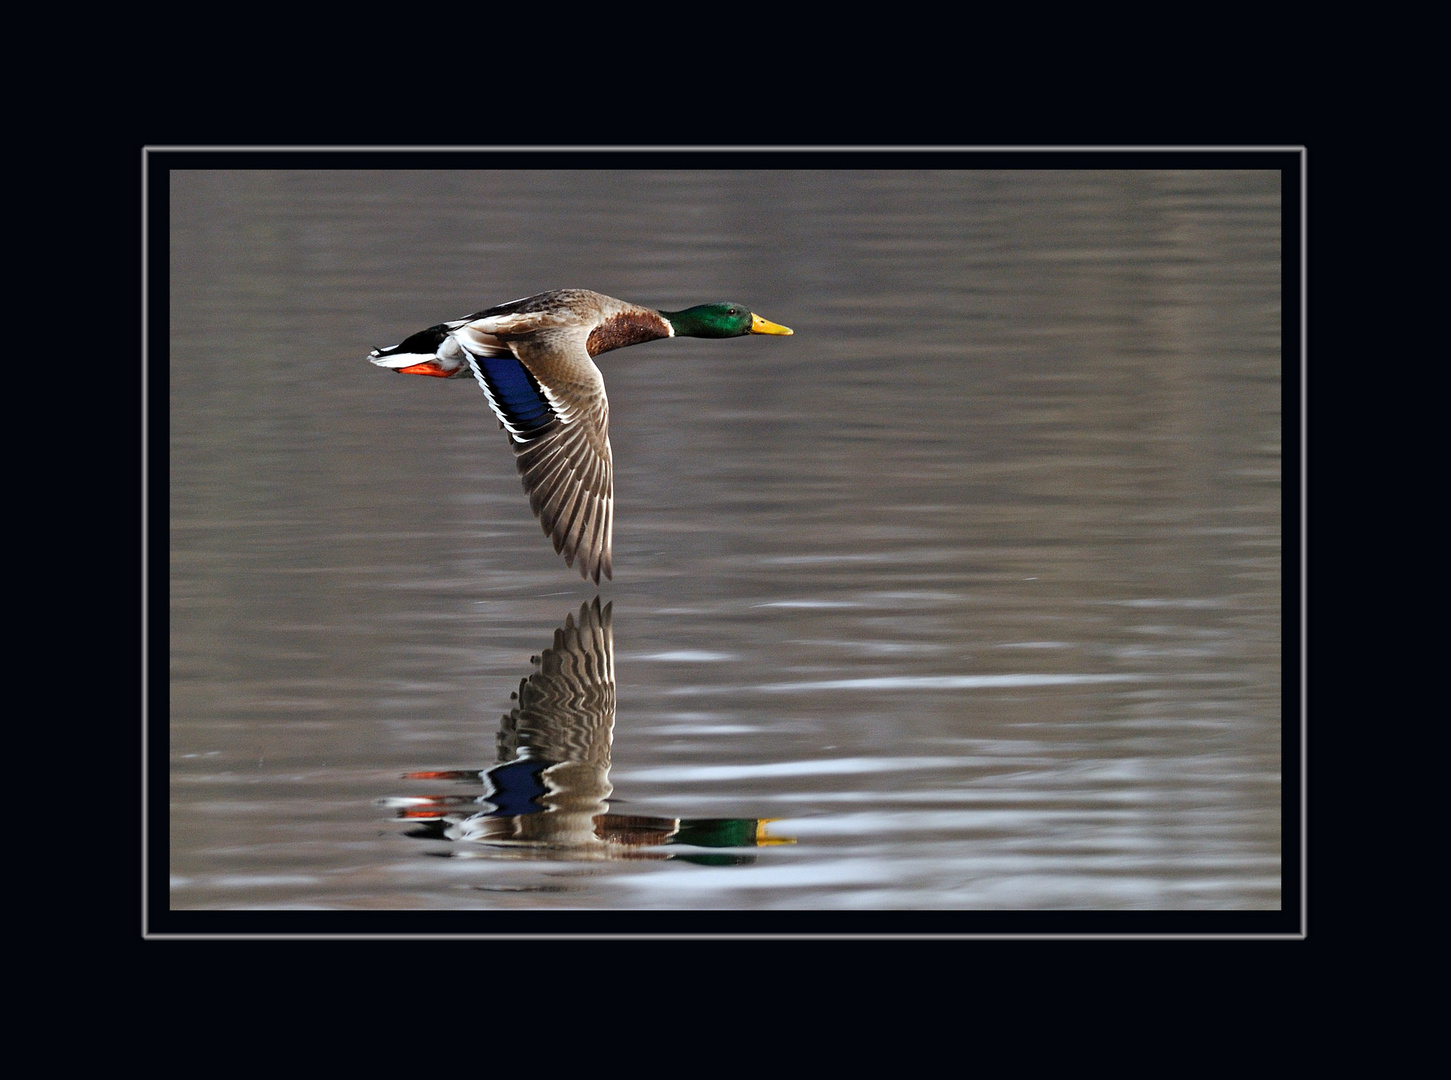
xmin=477 ymin=352 xmax=554 ymax=433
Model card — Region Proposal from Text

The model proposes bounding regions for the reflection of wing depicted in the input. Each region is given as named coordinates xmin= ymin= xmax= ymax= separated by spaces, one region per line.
xmin=498 ymin=598 xmax=615 ymax=768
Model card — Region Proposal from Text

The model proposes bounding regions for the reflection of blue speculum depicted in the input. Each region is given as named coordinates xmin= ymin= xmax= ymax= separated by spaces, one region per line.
xmin=389 ymin=599 xmax=792 ymax=860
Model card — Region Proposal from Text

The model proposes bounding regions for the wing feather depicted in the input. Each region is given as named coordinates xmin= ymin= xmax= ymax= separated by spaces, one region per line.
xmin=460 ymin=324 xmax=613 ymax=583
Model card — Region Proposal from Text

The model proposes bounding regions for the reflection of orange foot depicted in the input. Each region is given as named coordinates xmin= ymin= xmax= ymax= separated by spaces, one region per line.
xmin=402 ymin=770 xmax=480 ymax=781
xmin=377 ymin=793 xmax=479 ymax=820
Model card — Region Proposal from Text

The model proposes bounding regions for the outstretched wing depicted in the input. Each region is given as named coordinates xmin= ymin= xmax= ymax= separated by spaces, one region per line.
xmin=458 ymin=324 xmax=613 ymax=584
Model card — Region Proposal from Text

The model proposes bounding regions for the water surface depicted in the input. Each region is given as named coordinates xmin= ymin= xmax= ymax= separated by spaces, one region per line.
xmin=163 ymin=161 xmax=1289 ymax=926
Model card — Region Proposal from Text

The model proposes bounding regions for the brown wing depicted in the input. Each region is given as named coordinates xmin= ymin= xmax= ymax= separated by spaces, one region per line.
xmin=459 ymin=323 xmax=614 ymax=583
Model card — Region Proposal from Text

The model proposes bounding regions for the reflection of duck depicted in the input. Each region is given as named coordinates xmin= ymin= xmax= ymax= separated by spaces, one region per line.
xmin=483 ymin=597 xmax=617 ymax=850
xmin=389 ymin=599 xmax=791 ymax=861
xmin=370 ymin=289 xmax=793 ymax=583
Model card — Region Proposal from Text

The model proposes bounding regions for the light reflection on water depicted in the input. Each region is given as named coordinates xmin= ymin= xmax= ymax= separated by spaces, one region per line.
xmin=166 ymin=164 xmax=1286 ymax=919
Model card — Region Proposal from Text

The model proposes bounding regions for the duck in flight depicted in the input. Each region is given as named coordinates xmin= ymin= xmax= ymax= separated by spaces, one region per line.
xmin=369 ymin=289 xmax=793 ymax=583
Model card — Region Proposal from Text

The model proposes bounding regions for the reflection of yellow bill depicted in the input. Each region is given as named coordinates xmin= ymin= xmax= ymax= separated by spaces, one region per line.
xmin=756 ymin=819 xmax=796 ymax=845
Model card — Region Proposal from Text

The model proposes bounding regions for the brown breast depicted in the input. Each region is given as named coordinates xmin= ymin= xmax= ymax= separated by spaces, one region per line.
xmin=585 ymin=310 xmax=671 ymax=357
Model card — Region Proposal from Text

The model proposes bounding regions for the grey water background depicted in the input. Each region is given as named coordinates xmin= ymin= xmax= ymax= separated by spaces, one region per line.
xmin=165 ymin=164 xmax=1287 ymax=917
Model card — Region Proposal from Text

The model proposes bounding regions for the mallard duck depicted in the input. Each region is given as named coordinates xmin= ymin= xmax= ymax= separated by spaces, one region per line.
xmin=369 ymin=288 xmax=793 ymax=583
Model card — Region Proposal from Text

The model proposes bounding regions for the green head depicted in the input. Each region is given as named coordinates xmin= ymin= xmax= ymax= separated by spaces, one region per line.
xmin=661 ymin=303 xmax=794 ymax=339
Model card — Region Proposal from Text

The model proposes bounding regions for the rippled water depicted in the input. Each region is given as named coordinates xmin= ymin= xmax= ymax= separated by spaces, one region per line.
xmin=160 ymin=159 xmax=1293 ymax=931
